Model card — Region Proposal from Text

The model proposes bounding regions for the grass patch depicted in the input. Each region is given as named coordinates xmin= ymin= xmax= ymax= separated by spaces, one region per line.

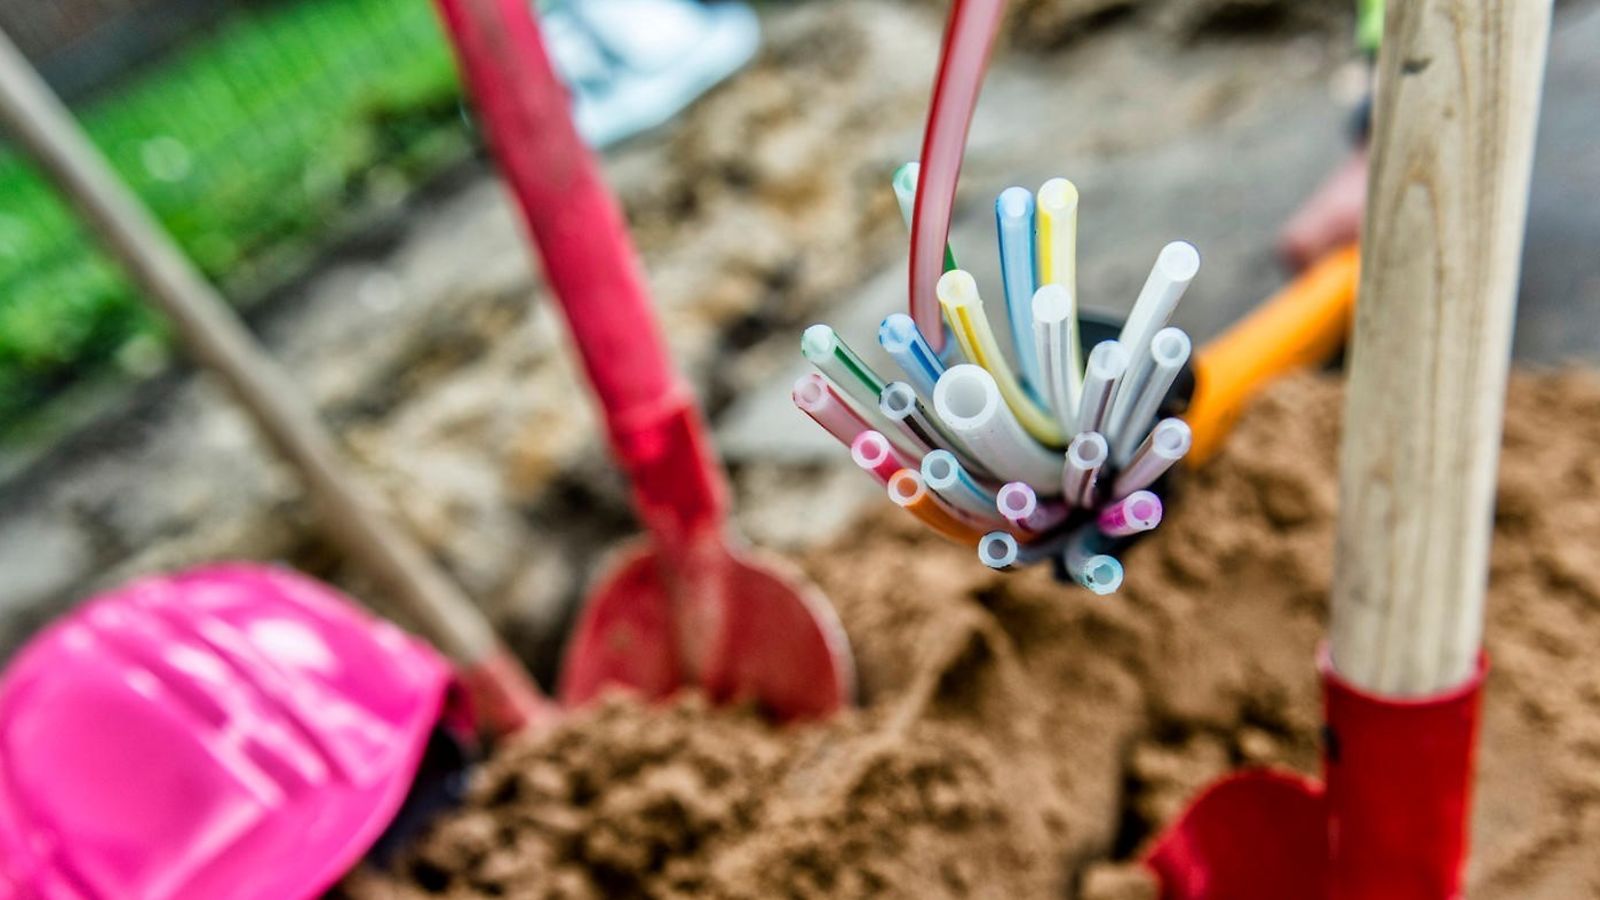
xmin=0 ymin=0 xmax=470 ymax=428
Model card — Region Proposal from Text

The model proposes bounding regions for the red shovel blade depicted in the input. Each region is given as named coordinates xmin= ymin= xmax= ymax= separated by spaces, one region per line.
xmin=559 ymin=542 xmax=854 ymax=722
xmin=1144 ymin=653 xmax=1486 ymax=900
xmin=1144 ymin=770 xmax=1327 ymax=900
xmin=433 ymin=0 xmax=854 ymax=724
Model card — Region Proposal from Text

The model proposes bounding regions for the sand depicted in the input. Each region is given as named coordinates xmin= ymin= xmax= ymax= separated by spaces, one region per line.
xmin=336 ymin=370 xmax=1600 ymax=898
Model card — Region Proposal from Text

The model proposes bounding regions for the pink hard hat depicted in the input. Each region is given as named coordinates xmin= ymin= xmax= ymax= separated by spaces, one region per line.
xmin=0 ymin=563 xmax=454 ymax=899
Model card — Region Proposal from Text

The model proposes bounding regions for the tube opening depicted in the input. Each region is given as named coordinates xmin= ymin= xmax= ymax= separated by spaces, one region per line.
xmin=881 ymin=383 xmax=916 ymax=418
xmin=1069 ymin=433 xmax=1109 ymax=468
xmin=1038 ymin=177 xmax=1079 ymax=212
xmin=935 ymin=366 xmax=998 ymax=425
xmin=879 ymin=314 xmax=916 ymax=353
xmin=793 ymin=375 xmax=825 ymax=409
xmin=1087 ymin=340 xmax=1129 ymax=377
xmin=1130 ymin=496 xmax=1156 ymax=522
xmin=998 ymin=186 xmax=1032 ymax=218
xmin=936 ymin=269 xmax=980 ymax=307
xmin=998 ymin=483 xmax=1035 ymax=517
xmin=852 ymin=433 xmax=889 ymax=468
xmin=1154 ymin=420 xmax=1192 ymax=457
xmin=801 ymin=324 xmax=836 ymax=360
xmin=893 ymin=162 xmax=918 ymax=197
xmin=1086 ymin=558 xmax=1122 ymax=593
xmin=980 ymin=533 xmax=1019 ymax=568
xmin=889 ymin=471 xmax=924 ymax=505
xmin=1157 ymin=241 xmax=1201 ymax=282
xmin=1152 ymin=328 xmax=1191 ymax=366
xmin=1031 ymin=284 xmax=1073 ymax=323
xmin=924 ymin=452 xmax=956 ymax=486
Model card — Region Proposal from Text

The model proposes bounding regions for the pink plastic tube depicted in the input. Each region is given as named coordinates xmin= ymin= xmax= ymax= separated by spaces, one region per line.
xmin=996 ymin=481 xmax=1070 ymax=537
xmin=1098 ymin=490 xmax=1164 ymax=537
xmin=794 ymin=372 xmax=871 ymax=447
xmin=852 ymin=430 xmax=908 ymax=485
xmin=909 ymin=0 xmax=1006 ymax=351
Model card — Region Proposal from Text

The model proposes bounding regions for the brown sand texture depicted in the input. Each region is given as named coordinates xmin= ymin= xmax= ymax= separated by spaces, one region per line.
xmin=338 ymin=371 xmax=1600 ymax=898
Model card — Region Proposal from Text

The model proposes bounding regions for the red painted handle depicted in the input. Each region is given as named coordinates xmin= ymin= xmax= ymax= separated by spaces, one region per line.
xmin=909 ymin=0 xmax=1006 ymax=352
xmin=1323 ymin=653 xmax=1485 ymax=900
xmin=433 ymin=0 xmax=726 ymax=540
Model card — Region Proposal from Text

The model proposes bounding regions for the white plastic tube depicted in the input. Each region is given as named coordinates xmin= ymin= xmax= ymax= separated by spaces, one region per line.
xmin=922 ymin=450 xmax=1004 ymax=527
xmin=1117 ymin=240 xmax=1201 ymax=364
xmin=940 ymin=270 xmax=1063 ymax=446
xmin=892 ymin=161 xmax=920 ymax=229
xmin=876 ymin=382 xmax=937 ymax=457
xmin=1109 ymin=241 xmax=1200 ymax=437
xmin=1075 ymin=339 xmax=1129 ymax=438
xmin=979 ymin=527 xmax=1087 ymax=571
xmin=880 ymin=381 xmax=991 ymax=478
xmin=1112 ymin=418 xmax=1192 ymax=498
xmin=1063 ymin=527 xmax=1124 ymax=596
xmin=1061 ymin=431 xmax=1109 ymax=507
xmin=1031 ymin=284 xmax=1083 ymax=434
xmin=933 ymin=365 xmax=1064 ymax=493
xmin=978 ymin=531 xmax=1023 ymax=570
xmin=995 ymin=481 xmax=1069 ymax=535
xmin=1062 ymin=531 xmax=1126 ymax=595
xmin=1110 ymin=327 xmax=1191 ymax=465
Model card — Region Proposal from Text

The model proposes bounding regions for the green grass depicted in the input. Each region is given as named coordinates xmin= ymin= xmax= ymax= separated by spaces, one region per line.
xmin=0 ymin=0 xmax=469 ymax=427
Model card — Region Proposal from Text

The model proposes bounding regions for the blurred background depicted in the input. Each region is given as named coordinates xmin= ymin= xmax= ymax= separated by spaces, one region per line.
xmin=0 ymin=0 xmax=1596 ymax=677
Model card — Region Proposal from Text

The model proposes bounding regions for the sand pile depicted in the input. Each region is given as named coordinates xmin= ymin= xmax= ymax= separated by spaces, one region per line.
xmin=338 ymin=370 xmax=1600 ymax=898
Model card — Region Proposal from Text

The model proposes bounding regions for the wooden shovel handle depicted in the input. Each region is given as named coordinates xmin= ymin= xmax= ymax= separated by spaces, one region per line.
xmin=0 ymin=28 xmax=546 ymax=734
xmin=1329 ymin=0 xmax=1552 ymax=697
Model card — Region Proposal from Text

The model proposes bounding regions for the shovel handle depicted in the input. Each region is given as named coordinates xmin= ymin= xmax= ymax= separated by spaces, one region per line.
xmin=0 ymin=26 xmax=549 ymax=735
xmin=433 ymin=0 xmax=726 ymax=541
xmin=1184 ymin=243 xmax=1359 ymax=466
xmin=1330 ymin=0 xmax=1549 ymax=697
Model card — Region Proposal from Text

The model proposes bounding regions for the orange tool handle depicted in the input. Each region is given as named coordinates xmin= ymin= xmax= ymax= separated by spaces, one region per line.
xmin=1184 ymin=244 xmax=1360 ymax=466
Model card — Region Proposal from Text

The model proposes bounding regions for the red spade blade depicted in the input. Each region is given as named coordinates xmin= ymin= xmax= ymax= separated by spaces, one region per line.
xmin=1145 ymin=655 xmax=1486 ymax=900
xmin=1144 ymin=770 xmax=1327 ymax=900
xmin=559 ymin=543 xmax=853 ymax=722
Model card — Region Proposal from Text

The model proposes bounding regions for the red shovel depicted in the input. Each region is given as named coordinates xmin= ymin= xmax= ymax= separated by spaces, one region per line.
xmin=1145 ymin=2 xmax=1551 ymax=897
xmin=433 ymin=0 xmax=853 ymax=722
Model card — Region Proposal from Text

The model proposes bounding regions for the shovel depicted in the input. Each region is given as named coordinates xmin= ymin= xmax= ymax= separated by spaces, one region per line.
xmin=433 ymin=0 xmax=853 ymax=721
xmin=1146 ymin=2 xmax=1551 ymax=896
xmin=0 ymin=26 xmax=550 ymax=738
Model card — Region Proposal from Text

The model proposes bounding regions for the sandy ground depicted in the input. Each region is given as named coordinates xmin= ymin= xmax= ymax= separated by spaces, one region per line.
xmin=336 ymin=371 xmax=1600 ymax=898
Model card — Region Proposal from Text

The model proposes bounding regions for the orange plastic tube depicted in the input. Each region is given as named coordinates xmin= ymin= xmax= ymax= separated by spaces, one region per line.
xmin=1184 ymin=244 xmax=1360 ymax=466
xmin=888 ymin=470 xmax=986 ymax=547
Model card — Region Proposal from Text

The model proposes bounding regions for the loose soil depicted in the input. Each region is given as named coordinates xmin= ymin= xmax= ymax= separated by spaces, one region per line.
xmin=336 ymin=369 xmax=1600 ymax=898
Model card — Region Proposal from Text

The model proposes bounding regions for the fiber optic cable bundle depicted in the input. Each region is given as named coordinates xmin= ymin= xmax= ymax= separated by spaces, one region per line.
xmin=795 ymin=165 xmax=1197 ymax=595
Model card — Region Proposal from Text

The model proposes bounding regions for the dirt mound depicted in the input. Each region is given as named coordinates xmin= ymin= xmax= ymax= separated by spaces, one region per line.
xmin=338 ymin=370 xmax=1600 ymax=898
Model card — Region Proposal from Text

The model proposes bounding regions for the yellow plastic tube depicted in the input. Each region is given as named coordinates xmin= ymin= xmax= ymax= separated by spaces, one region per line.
xmin=938 ymin=270 xmax=1065 ymax=447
